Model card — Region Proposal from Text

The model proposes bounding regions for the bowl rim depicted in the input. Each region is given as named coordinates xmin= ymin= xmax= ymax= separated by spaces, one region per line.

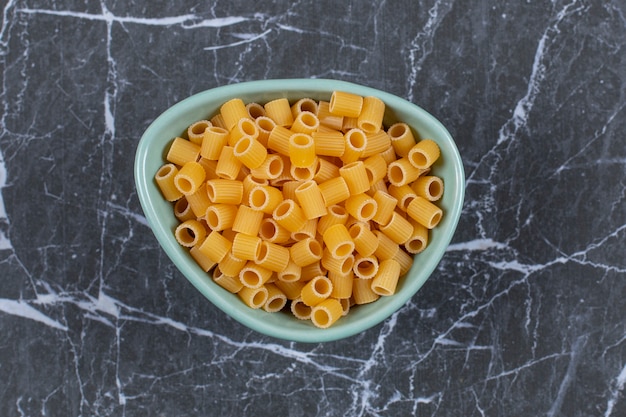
xmin=134 ymin=78 xmax=465 ymax=343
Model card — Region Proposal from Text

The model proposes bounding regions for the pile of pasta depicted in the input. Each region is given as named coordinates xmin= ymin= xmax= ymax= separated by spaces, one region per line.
xmin=154 ymin=91 xmax=444 ymax=329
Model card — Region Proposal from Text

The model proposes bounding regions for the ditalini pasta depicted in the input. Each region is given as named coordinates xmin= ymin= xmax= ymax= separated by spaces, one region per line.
xmin=156 ymin=90 xmax=447 ymax=328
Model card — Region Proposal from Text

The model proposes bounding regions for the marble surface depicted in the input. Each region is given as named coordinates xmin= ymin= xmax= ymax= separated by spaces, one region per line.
xmin=1 ymin=0 xmax=625 ymax=415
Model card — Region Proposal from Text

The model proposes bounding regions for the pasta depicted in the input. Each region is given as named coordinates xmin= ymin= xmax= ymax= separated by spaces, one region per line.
xmin=158 ymin=90 xmax=448 ymax=328
xmin=155 ymin=164 xmax=183 ymax=202
xmin=295 ymin=180 xmax=327 ymax=219
xmin=187 ymin=120 xmax=211 ymax=145
xmin=200 ymin=126 xmax=230 ymax=160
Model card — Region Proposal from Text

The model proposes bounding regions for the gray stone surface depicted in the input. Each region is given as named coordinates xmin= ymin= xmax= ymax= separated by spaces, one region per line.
xmin=0 ymin=1 xmax=625 ymax=416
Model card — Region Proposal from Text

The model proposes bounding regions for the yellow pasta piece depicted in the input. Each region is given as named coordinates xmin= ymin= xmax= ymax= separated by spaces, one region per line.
xmin=210 ymin=113 xmax=226 ymax=129
xmin=322 ymin=223 xmax=355 ymax=259
xmin=301 ymin=275 xmax=333 ymax=306
xmin=380 ymin=145 xmax=398 ymax=165
xmin=233 ymin=136 xmax=267 ymax=169
xmin=232 ymin=204 xmax=264 ymax=235
xmin=258 ymin=217 xmax=291 ymax=244
xmin=273 ymin=199 xmax=308 ymax=233
xmin=155 ymin=163 xmax=183 ymax=202
xmin=197 ymin=157 xmax=219 ymax=180
xmin=198 ymin=231 xmax=232 ymax=263
xmin=387 ymin=122 xmax=417 ymax=158
xmin=371 ymin=190 xmax=397 ymax=225
xmin=289 ymin=133 xmax=316 ymax=169
xmin=342 ymin=116 xmax=359 ymax=132
xmin=362 ymin=154 xmax=387 ymax=186
xmin=318 ymin=176 xmax=350 ymax=207
xmin=388 ymin=184 xmax=418 ymax=211
xmin=213 ymin=267 xmax=244 ymax=293
xmin=352 ymin=278 xmax=380 ymax=305
xmin=289 ymin=237 xmax=323 ymax=267
xmin=255 ymin=240 xmax=290 ymax=273
xmin=357 ymin=96 xmax=385 ymax=134
xmin=239 ymin=261 xmax=273 ymax=289
xmin=407 ymin=196 xmax=443 ymax=229
xmin=300 ymin=261 xmax=327 ymax=282
xmin=339 ymin=161 xmax=370 ymax=195
xmin=166 ymin=137 xmax=200 ymax=166
xmin=348 ymin=222 xmax=379 ymax=257
xmin=311 ymin=298 xmax=343 ymax=328
xmin=185 ymin=186 xmax=211 ymax=218
xmin=291 ymin=97 xmax=318 ymax=118
xmin=173 ymin=197 xmax=195 ymax=222
xmin=185 ymin=120 xmax=211 ymax=146
xmin=313 ymin=157 xmax=340 ymax=184
xmin=278 ymin=180 xmax=298 ymax=202
xmin=249 ymin=154 xmax=284 ymax=180
xmin=362 ymin=130 xmax=392 ymax=158
xmin=373 ymin=230 xmax=400 ymax=261
xmin=291 ymin=218 xmax=318 ymax=242
xmin=237 ymin=285 xmax=268 ymax=309
xmin=246 ymin=102 xmax=266 ymax=119
xmin=295 ymin=180 xmax=327 ymax=219
xmin=267 ymin=125 xmax=292 ymax=155
xmin=341 ymin=128 xmax=367 ymax=164
xmin=218 ymin=251 xmax=247 ymax=277
xmin=232 ymin=233 xmax=262 ymax=261
xmin=275 ymin=278 xmax=304 ymax=299
xmin=329 ymin=91 xmax=363 ymax=118
xmin=353 ymin=254 xmax=379 ymax=280
xmin=290 ymin=111 xmax=319 ymax=134
xmin=317 ymin=204 xmax=349 ymax=235
xmin=174 ymin=161 xmax=206 ymax=196
xmin=189 ymin=244 xmax=217 ymax=272
xmin=379 ymin=211 xmax=414 ymax=245
xmin=263 ymin=283 xmax=288 ymax=313
xmin=290 ymin=297 xmax=312 ymax=319
xmin=328 ymin=270 xmax=354 ymax=299
xmin=200 ymin=126 xmax=230 ymax=160
xmin=344 ymin=193 xmax=378 ymax=222
xmin=254 ymin=116 xmax=276 ymax=147
xmin=404 ymin=218 xmax=429 ymax=254
xmin=220 ymin=98 xmax=250 ymax=130
xmin=215 ymin=146 xmax=243 ymax=180
xmin=242 ymin=175 xmax=268 ymax=204
xmin=205 ymin=204 xmax=238 ymax=231
xmin=249 ymin=185 xmax=283 ymax=214
xmin=371 ymin=259 xmax=402 ymax=296
xmin=264 ymin=98 xmax=294 ymax=127
xmin=392 ymin=248 xmax=413 ymax=275
xmin=205 ymin=179 xmax=243 ymax=205
xmin=312 ymin=130 xmax=345 ymax=157
xmin=411 ymin=175 xmax=444 ymax=202
xmin=174 ymin=219 xmax=207 ymax=248
xmin=317 ymin=100 xmax=344 ymax=130
xmin=408 ymin=139 xmax=440 ymax=169
xmin=387 ymin=157 xmax=422 ymax=187
xmin=321 ymin=249 xmax=355 ymax=276
xmin=277 ymin=260 xmax=301 ymax=283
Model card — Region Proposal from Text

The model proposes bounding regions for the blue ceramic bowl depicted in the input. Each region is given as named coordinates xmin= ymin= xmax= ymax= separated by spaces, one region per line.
xmin=134 ymin=79 xmax=464 ymax=343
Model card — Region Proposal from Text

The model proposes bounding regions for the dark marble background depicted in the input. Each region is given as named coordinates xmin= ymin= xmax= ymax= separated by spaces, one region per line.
xmin=1 ymin=1 xmax=625 ymax=416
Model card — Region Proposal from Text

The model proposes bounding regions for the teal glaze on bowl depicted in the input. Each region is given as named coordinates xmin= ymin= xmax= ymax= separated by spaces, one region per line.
xmin=134 ymin=79 xmax=465 ymax=343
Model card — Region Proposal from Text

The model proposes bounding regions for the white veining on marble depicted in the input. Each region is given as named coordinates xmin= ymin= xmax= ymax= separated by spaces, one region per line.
xmin=15 ymin=7 xmax=254 ymax=29
xmin=405 ymin=0 xmax=455 ymax=102
xmin=204 ymin=29 xmax=272 ymax=51
xmin=605 ymin=363 xmax=626 ymax=417
xmin=0 ymin=298 xmax=68 ymax=330
xmin=0 ymin=150 xmax=10 ymax=250
xmin=0 ymin=1 xmax=624 ymax=415
xmin=497 ymin=0 xmax=586 ymax=146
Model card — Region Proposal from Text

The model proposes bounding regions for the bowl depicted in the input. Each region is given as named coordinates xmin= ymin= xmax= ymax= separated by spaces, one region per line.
xmin=134 ymin=79 xmax=465 ymax=343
